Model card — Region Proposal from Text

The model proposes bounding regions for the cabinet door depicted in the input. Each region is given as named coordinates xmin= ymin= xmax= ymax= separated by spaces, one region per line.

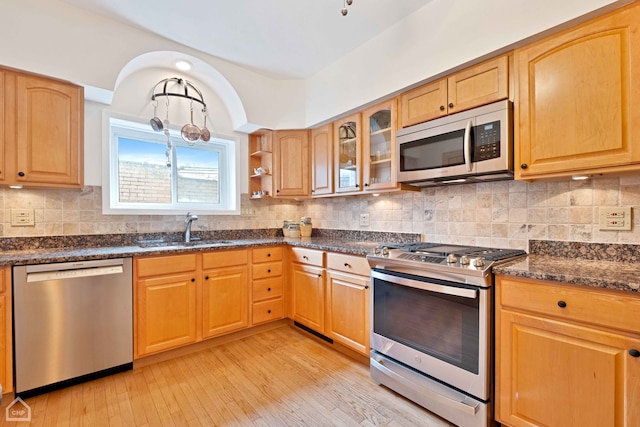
xmin=311 ymin=123 xmax=333 ymax=196
xmin=136 ymin=273 xmax=197 ymax=357
xmin=291 ymin=264 xmax=325 ymax=333
xmin=362 ymin=100 xmax=397 ymax=191
xmin=515 ymin=4 xmax=640 ymax=179
xmin=13 ymin=72 xmax=83 ymax=186
xmin=0 ymin=70 xmax=4 ymax=183
xmin=399 ymin=79 xmax=448 ymax=127
xmin=447 ymin=55 xmax=508 ymax=115
xmin=274 ymin=130 xmax=310 ymax=197
xmin=326 ymin=270 xmax=370 ymax=356
xmin=202 ymin=265 xmax=249 ymax=339
xmin=334 ymin=113 xmax=362 ymax=193
xmin=497 ymin=310 xmax=640 ymax=427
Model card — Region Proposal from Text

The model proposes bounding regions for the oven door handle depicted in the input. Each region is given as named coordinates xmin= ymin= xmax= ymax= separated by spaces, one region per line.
xmin=372 ymin=270 xmax=478 ymax=299
xmin=463 ymin=119 xmax=473 ymax=172
xmin=371 ymin=357 xmax=480 ymax=416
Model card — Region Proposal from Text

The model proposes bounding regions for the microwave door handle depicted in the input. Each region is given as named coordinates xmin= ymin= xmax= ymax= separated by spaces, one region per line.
xmin=464 ymin=120 xmax=472 ymax=172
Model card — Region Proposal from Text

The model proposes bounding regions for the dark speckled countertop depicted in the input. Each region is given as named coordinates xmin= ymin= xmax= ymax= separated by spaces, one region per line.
xmin=493 ymin=240 xmax=640 ymax=293
xmin=0 ymin=229 xmax=417 ymax=267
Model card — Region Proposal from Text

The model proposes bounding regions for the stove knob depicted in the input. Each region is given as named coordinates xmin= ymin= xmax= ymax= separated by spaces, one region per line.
xmin=446 ymin=254 xmax=458 ymax=263
xmin=459 ymin=255 xmax=470 ymax=265
xmin=472 ymin=257 xmax=485 ymax=267
xmin=374 ymin=247 xmax=380 ymax=255
xmin=382 ymin=246 xmax=389 ymax=256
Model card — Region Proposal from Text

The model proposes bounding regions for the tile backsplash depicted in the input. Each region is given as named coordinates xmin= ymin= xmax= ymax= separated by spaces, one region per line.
xmin=1 ymin=175 xmax=638 ymax=251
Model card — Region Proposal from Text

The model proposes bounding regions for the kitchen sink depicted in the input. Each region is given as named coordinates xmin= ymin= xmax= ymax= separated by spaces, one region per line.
xmin=137 ymin=239 xmax=234 ymax=248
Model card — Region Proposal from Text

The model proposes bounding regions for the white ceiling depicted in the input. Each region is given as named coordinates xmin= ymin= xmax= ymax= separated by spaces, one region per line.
xmin=60 ymin=0 xmax=434 ymax=79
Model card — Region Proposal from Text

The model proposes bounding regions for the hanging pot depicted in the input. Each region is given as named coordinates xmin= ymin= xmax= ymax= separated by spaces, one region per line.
xmin=150 ymin=101 xmax=163 ymax=132
xmin=181 ymin=104 xmax=201 ymax=143
xmin=200 ymin=112 xmax=211 ymax=142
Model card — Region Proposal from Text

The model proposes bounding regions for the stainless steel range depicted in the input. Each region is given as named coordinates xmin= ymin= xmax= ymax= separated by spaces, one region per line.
xmin=367 ymin=242 xmax=525 ymax=427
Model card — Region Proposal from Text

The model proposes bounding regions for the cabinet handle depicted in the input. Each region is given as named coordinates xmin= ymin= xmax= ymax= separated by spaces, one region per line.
xmin=191 ymin=278 xmax=196 ymax=282
xmin=439 ymin=105 xmax=445 ymax=111
xmin=344 ymin=263 xmax=350 ymax=268
xmin=448 ymin=102 xmax=454 ymax=108
xmin=267 ymin=309 xmax=272 ymax=314
xmin=303 ymin=255 xmax=308 ymax=260
xmin=557 ymin=300 xmax=567 ymax=308
xmin=364 ymin=285 xmax=369 ymax=289
xmin=629 ymin=349 xmax=640 ymax=358
xmin=18 ymin=171 xmax=25 ymax=177
xmin=521 ymin=163 xmax=528 ymax=169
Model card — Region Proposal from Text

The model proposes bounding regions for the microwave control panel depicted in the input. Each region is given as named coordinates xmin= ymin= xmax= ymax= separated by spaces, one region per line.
xmin=473 ymin=121 xmax=501 ymax=161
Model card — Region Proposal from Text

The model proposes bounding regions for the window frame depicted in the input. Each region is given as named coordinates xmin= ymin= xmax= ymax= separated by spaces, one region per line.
xmin=102 ymin=112 xmax=240 ymax=215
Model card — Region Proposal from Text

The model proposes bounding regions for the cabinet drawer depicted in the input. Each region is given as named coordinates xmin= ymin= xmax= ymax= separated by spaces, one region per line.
xmin=290 ymin=247 xmax=324 ymax=267
xmin=252 ymin=298 xmax=284 ymax=325
xmin=253 ymin=247 xmax=283 ymax=263
xmin=136 ymin=254 xmax=197 ymax=277
xmin=252 ymin=262 xmax=283 ymax=280
xmin=498 ymin=276 xmax=640 ymax=334
xmin=202 ymin=250 xmax=248 ymax=269
xmin=252 ymin=277 xmax=283 ymax=301
xmin=327 ymin=253 xmax=370 ymax=276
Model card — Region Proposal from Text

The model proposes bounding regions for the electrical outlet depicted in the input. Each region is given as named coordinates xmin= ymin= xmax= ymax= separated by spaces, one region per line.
xmin=11 ymin=209 xmax=35 ymax=226
xmin=359 ymin=213 xmax=370 ymax=227
xmin=598 ymin=206 xmax=632 ymax=231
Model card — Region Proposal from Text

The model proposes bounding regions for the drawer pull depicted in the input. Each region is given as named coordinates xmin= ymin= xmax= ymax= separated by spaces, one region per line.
xmin=205 ymin=276 xmax=209 ymax=280
xmin=557 ymin=300 xmax=567 ymax=308
xmin=267 ymin=253 xmax=272 ymax=257
xmin=267 ymin=287 xmax=271 ymax=292
xmin=344 ymin=263 xmax=350 ymax=268
xmin=267 ymin=309 xmax=272 ymax=314
xmin=267 ymin=269 xmax=271 ymax=273
xmin=191 ymin=278 xmax=195 ymax=282
xmin=630 ymin=349 xmax=640 ymax=358
xmin=317 ymin=274 xmax=321 ymax=278
xmin=303 ymin=255 xmax=308 ymax=260
xmin=365 ymin=285 xmax=369 ymax=289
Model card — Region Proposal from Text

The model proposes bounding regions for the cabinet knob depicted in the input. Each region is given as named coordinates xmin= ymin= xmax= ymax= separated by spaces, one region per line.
xmin=364 ymin=183 xmax=369 ymax=187
xmin=521 ymin=163 xmax=528 ymax=169
xmin=557 ymin=300 xmax=567 ymax=308
xmin=267 ymin=287 xmax=271 ymax=292
xmin=448 ymin=102 xmax=454 ymax=108
xmin=303 ymin=255 xmax=308 ymax=260
xmin=311 ymin=189 xmax=315 ymax=193
xmin=267 ymin=309 xmax=272 ymax=314
xmin=344 ymin=263 xmax=350 ymax=268
xmin=267 ymin=253 xmax=271 ymax=257
xmin=276 ymin=189 xmax=280 ymax=193
xmin=439 ymin=105 xmax=445 ymax=111
xmin=205 ymin=276 xmax=209 ymax=280
xmin=191 ymin=278 xmax=196 ymax=282
xmin=317 ymin=274 xmax=321 ymax=278
xmin=365 ymin=285 xmax=369 ymax=289
xmin=18 ymin=171 xmax=25 ymax=177
xmin=630 ymin=349 xmax=640 ymax=358
xmin=267 ymin=269 xmax=271 ymax=273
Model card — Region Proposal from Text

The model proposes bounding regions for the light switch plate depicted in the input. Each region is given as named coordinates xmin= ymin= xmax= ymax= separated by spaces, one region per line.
xmin=11 ymin=209 xmax=35 ymax=226
xmin=598 ymin=206 xmax=632 ymax=231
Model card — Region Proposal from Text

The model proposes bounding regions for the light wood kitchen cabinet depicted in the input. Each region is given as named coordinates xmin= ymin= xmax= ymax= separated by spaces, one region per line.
xmin=291 ymin=248 xmax=326 ymax=333
xmin=326 ymin=252 xmax=371 ymax=356
xmin=1 ymin=66 xmax=83 ymax=188
xmin=334 ymin=113 xmax=362 ymax=194
xmin=310 ymin=123 xmax=334 ymax=196
xmin=252 ymin=247 xmax=284 ymax=325
xmin=135 ymin=254 xmax=198 ymax=357
xmin=495 ymin=275 xmax=640 ymax=427
xmin=202 ymin=250 xmax=249 ymax=338
xmin=514 ymin=3 xmax=640 ymax=180
xmin=400 ymin=54 xmax=509 ymax=127
xmin=248 ymin=130 xmax=274 ymax=199
xmin=273 ymin=130 xmax=310 ymax=198
xmin=0 ymin=268 xmax=12 ymax=394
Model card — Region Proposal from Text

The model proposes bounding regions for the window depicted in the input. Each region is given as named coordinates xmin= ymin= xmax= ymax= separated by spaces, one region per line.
xmin=103 ymin=115 xmax=239 ymax=215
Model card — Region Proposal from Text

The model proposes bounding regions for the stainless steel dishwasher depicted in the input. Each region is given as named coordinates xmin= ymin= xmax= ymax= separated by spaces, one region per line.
xmin=13 ymin=258 xmax=133 ymax=398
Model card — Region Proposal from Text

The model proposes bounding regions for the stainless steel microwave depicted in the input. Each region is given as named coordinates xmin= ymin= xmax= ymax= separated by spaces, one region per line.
xmin=396 ymin=99 xmax=513 ymax=187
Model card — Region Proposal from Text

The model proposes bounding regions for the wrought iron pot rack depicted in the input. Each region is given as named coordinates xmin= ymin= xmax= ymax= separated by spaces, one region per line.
xmin=151 ymin=77 xmax=207 ymax=108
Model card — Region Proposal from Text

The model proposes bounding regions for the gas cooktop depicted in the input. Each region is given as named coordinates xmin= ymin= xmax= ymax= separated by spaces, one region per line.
xmin=367 ymin=242 xmax=526 ymax=283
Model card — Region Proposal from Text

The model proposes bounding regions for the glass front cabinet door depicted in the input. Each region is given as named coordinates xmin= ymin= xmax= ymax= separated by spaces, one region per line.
xmin=363 ymin=100 xmax=395 ymax=191
xmin=333 ymin=113 xmax=362 ymax=194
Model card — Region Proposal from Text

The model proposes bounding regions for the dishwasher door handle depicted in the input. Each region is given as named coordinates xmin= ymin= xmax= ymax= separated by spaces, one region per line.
xmin=26 ymin=265 xmax=124 ymax=283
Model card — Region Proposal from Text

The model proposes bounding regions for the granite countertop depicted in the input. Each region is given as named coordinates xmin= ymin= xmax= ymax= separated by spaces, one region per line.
xmin=0 ymin=230 xmax=404 ymax=267
xmin=493 ymin=240 xmax=640 ymax=294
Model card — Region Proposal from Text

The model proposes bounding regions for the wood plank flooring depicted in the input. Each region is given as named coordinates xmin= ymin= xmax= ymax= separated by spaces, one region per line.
xmin=0 ymin=325 xmax=454 ymax=426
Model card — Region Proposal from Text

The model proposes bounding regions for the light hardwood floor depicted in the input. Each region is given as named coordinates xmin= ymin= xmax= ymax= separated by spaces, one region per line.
xmin=0 ymin=325 xmax=453 ymax=426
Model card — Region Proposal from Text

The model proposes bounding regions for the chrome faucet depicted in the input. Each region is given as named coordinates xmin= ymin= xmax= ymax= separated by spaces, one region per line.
xmin=184 ymin=212 xmax=198 ymax=242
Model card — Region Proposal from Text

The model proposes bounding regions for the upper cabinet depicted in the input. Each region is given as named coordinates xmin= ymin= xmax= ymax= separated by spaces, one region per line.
xmin=515 ymin=3 xmax=640 ymax=180
xmin=273 ymin=130 xmax=310 ymax=198
xmin=1 ymin=67 xmax=83 ymax=188
xmin=400 ymin=55 xmax=509 ymax=128
xmin=334 ymin=113 xmax=362 ymax=194
xmin=311 ymin=123 xmax=333 ymax=196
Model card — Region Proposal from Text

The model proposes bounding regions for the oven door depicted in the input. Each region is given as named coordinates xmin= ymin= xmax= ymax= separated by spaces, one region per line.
xmin=370 ymin=269 xmax=492 ymax=400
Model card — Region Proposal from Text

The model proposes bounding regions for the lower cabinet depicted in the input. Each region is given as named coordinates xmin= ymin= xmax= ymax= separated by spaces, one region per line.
xmin=135 ymin=254 xmax=198 ymax=357
xmin=202 ymin=250 xmax=249 ymax=338
xmin=496 ymin=275 xmax=640 ymax=427
xmin=291 ymin=263 xmax=325 ymax=333
xmin=0 ymin=268 xmax=12 ymax=394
